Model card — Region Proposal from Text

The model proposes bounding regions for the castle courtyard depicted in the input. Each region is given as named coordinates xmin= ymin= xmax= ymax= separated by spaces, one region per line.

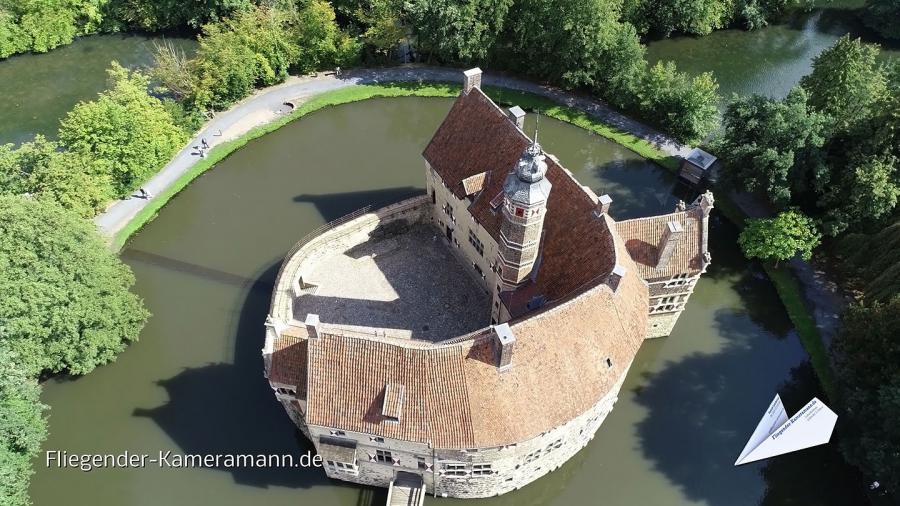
xmin=291 ymin=222 xmax=491 ymax=341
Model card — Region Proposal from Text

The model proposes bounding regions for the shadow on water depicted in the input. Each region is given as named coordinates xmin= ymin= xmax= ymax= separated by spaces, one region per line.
xmin=633 ymin=217 xmax=866 ymax=504
xmin=704 ymin=217 xmax=795 ymax=338
xmin=293 ymin=186 xmax=422 ymax=222
xmin=132 ymin=261 xmax=330 ymax=489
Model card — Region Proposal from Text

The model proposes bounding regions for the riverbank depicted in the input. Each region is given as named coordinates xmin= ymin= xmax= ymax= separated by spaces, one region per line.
xmin=100 ymin=66 xmax=688 ymax=248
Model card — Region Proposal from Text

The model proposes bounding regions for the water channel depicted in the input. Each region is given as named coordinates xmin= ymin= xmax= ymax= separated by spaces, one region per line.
xmin=0 ymin=34 xmax=195 ymax=146
xmin=29 ymin=97 xmax=866 ymax=505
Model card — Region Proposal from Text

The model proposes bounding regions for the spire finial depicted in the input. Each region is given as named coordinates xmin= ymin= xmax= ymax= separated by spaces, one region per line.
xmin=534 ymin=113 xmax=540 ymax=147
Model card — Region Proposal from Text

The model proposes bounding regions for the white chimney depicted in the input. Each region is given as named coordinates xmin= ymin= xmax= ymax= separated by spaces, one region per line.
xmin=507 ymin=106 xmax=525 ymax=129
xmin=463 ymin=68 xmax=482 ymax=93
xmin=493 ymin=323 xmax=516 ymax=372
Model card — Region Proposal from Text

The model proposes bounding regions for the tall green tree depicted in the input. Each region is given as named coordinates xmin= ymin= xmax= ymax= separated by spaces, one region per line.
xmin=406 ymin=0 xmax=512 ymax=62
xmin=799 ymin=35 xmax=888 ymax=128
xmin=832 ymin=297 xmax=900 ymax=493
xmin=504 ymin=0 xmax=624 ymax=88
xmin=716 ymin=87 xmax=826 ymax=206
xmin=0 ymin=195 xmax=149 ymax=377
xmin=58 ymin=62 xmax=187 ymax=197
xmin=636 ymin=61 xmax=720 ymax=144
xmin=0 ymin=346 xmax=47 ymax=506
xmin=188 ymin=2 xmax=358 ymax=110
xmin=738 ymin=210 xmax=821 ymax=265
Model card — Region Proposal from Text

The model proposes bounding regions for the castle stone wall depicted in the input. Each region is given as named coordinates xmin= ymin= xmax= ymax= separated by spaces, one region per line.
xmin=278 ymin=360 xmax=633 ymax=498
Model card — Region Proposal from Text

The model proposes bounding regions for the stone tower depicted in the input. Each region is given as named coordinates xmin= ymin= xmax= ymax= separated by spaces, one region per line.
xmin=497 ymin=138 xmax=552 ymax=289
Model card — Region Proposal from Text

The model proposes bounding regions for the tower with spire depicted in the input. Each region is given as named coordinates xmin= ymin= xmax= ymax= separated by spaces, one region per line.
xmin=497 ymin=131 xmax=552 ymax=289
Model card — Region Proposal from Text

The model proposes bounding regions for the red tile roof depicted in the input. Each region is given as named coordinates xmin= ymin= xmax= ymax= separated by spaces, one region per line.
xmin=304 ymin=260 xmax=647 ymax=448
xmin=424 ymin=88 xmax=616 ymax=303
xmin=615 ymin=207 xmax=704 ymax=280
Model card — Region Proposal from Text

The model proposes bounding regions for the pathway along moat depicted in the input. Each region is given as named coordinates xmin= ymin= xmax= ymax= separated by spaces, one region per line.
xmin=31 ymin=97 xmax=865 ymax=505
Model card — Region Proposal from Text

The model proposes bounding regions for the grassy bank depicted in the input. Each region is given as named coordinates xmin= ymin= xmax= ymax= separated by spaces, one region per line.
xmin=112 ymin=81 xmax=677 ymax=248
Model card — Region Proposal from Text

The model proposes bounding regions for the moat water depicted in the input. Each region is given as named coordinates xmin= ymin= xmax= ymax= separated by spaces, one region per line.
xmin=29 ymin=97 xmax=866 ymax=505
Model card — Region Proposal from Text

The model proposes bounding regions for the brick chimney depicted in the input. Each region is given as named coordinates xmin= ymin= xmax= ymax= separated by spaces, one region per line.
xmin=507 ymin=106 xmax=525 ymax=129
xmin=493 ymin=323 xmax=516 ymax=372
xmin=304 ymin=313 xmax=321 ymax=339
xmin=656 ymin=221 xmax=684 ymax=269
xmin=463 ymin=68 xmax=482 ymax=93
xmin=594 ymin=194 xmax=613 ymax=217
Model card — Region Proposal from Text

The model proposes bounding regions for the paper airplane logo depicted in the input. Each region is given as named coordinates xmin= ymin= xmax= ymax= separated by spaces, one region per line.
xmin=734 ymin=394 xmax=838 ymax=466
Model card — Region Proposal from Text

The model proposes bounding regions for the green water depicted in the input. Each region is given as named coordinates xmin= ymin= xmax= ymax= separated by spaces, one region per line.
xmin=645 ymin=3 xmax=899 ymax=105
xmin=0 ymin=34 xmax=195 ymax=146
xmin=30 ymin=97 xmax=865 ymax=505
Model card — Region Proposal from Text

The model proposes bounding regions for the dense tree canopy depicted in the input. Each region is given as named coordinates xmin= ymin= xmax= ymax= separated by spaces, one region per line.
xmin=718 ymin=38 xmax=899 ymax=236
xmin=738 ymin=210 xmax=821 ymax=265
xmin=408 ymin=0 xmax=511 ymax=62
xmin=0 ymin=195 xmax=148 ymax=377
xmin=170 ymin=2 xmax=358 ymax=111
xmin=0 ymin=346 xmax=47 ymax=506
xmin=0 ymin=0 xmax=106 ymax=58
xmin=862 ymin=0 xmax=900 ymax=41
xmin=59 ymin=62 xmax=187 ymax=196
xmin=799 ymin=35 xmax=888 ymax=128
xmin=622 ymin=0 xmax=804 ymax=36
xmin=715 ymin=87 xmax=826 ymax=205
xmin=838 ymin=217 xmax=900 ymax=304
xmin=109 ymin=0 xmax=252 ymax=31
xmin=0 ymin=137 xmax=112 ymax=218
xmin=832 ymin=297 xmax=900 ymax=493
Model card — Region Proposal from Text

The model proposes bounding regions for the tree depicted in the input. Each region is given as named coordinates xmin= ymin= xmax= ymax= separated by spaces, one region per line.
xmin=28 ymin=151 xmax=113 ymax=218
xmin=504 ymin=0 xmax=623 ymax=88
xmin=187 ymin=2 xmax=358 ymax=110
xmin=818 ymin=153 xmax=900 ymax=236
xmin=291 ymin=0 xmax=360 ymax=73
xmin=0 ymin=0 xmax=108 ymax=58
xmin=715 ymin=87 xmax=827 ymax=206
xmin=406 ymin=0 xmax=512 ymax=62
xmin=863 ymin=0 xmax=900 ymax=40
xmin=109 ymin=0 xmax=252 ymax=32
xmin=636 ymin=61 xmax=720 ymax=144
xmin=799 ymin=35 xmax=888 ymax=128
xmin=738 ymin=210 xmax=821 ymax=265
xmin=0 ymin=195 xmax=149 ymax=377
xmin=59 ymin=62 xmax=187 ymax=197
xmin=832 ymin=297 xmax=900 ymax=493
xmin=0 ymin=137 xmax=112 ymax=218
xmin=0 ymin=346 xmax=47 ymax=506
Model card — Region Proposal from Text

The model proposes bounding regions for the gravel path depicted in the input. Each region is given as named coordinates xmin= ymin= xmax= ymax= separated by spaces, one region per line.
xmin=94 ymin=65 xmax=690 ymax=239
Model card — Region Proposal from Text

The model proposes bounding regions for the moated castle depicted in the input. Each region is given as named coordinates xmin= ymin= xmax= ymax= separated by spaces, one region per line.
xmin=263 ymin=68 xmax=714 ymax=500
